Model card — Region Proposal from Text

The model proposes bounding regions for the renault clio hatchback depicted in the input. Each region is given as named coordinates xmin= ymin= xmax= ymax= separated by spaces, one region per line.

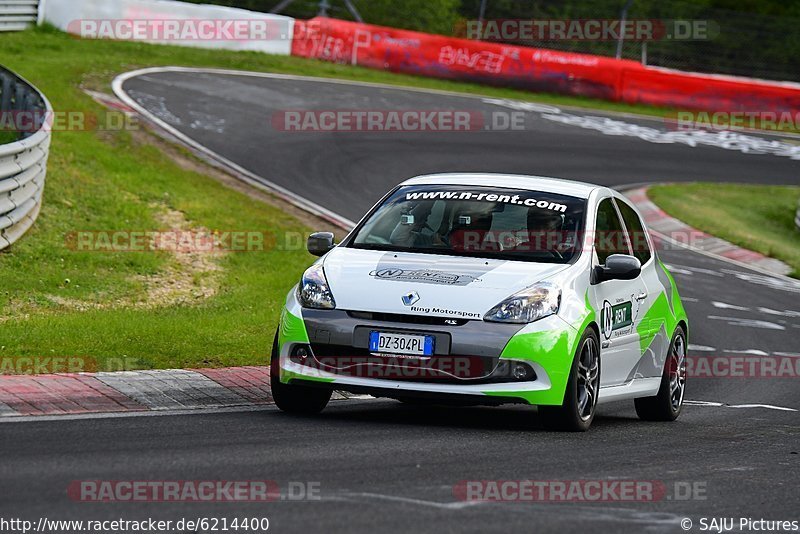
xmin=271 ymin=174 xmax=688 ymax=431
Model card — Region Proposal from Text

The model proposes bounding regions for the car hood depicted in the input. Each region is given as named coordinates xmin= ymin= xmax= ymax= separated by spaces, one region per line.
xmin=322 ymin=247 xmax=569 ymax=318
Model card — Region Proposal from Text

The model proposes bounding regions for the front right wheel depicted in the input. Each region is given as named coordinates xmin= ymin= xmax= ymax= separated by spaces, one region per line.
xmin=634 ymin=326 xmax=687 ymax=421
xmin=270 ymin=332 xmax=331 ymax=415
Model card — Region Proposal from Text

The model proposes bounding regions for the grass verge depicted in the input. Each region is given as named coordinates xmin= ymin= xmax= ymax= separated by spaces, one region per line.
xmin=648 ymin=183 xmax=800 ymax=278
xmin=0 ymin=29 xmax=342 ymax=371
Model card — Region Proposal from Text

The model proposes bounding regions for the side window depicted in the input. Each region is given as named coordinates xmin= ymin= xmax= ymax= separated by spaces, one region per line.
xmin=616 ymin=200 xmax=652 ymax=265
xmin=594 ymin=199 xmax=630 ymax=265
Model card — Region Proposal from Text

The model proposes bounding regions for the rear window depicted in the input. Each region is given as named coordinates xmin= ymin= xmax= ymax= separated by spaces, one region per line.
xmin=347 ymin=185 xmax=587 ymax=264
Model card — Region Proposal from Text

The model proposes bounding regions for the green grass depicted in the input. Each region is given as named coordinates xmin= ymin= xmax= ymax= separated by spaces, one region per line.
xmin=648 ymin=183 xmax=800 ymax=278
xmin=0 ymin=26 xmax=714 ymax=372
xmin=0 ymin=130 xmax=18 ymax=144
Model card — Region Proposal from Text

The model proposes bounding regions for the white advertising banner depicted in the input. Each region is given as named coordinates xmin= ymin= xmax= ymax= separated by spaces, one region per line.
xmin=43 ymin=0 xmax=294 ymax=55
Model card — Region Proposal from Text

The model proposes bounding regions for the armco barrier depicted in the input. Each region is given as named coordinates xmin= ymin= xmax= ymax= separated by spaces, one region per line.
xmin=292 ymin=17 xmax=800 ymax=115
xmin=0 ymin=0 xmax=39 ymax=32
xmin=0 ymin=66 xmax=50 ymax=251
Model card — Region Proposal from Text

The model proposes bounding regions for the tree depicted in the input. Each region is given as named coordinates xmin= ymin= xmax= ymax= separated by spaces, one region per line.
xmin=354 ymin=0 xmax=461 ymax=35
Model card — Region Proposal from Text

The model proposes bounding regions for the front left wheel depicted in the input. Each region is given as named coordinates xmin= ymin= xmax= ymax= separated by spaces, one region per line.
xmin=538 ymin=328 xmax=600 ymax=432
xmin=270 ymin=333 xmax=331 ymax=415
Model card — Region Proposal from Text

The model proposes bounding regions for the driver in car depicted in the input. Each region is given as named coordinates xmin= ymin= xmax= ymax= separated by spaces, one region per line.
xmin=389 ymin=201 xmax=446 ymax=248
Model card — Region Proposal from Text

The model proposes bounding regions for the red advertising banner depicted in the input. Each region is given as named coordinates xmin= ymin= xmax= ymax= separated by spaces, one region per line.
xmin=292 ymin=17 xmax=800 ymax=114
xmin=620 ymin=67 xmax=800 ymax=114
xmin=292 ymin=17 xmax=635 ymax=101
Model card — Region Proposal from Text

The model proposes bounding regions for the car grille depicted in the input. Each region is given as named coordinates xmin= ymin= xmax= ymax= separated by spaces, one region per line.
xmin=346 ymin=311 xmax=471 ymax=326
xmin=299 ymin=344 xmax=533 ymax=384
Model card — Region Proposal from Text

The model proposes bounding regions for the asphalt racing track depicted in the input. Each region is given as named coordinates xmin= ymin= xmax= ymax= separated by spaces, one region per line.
xmin=1 ymin=69 xmax=798 ymax=534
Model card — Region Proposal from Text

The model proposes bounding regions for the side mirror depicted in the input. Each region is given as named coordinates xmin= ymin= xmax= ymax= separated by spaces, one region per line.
xmin=307 ymin=232 xmax=335 ymax=257
xmin=593 ymin=254 xmax=641 ymax=283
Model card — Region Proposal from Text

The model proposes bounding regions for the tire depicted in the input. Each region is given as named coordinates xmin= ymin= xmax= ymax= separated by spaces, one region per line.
xmin=635 ymin=326 xmax=687 ymax=422
xmin=539 ymin=328 xmax=600 ymax=432
xmin=270 ymin=332 xmax=331 ymax=415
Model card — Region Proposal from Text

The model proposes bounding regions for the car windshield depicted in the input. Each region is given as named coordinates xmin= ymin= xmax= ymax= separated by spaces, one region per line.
xmin=348 ymin=185 xmax=587 ymax=263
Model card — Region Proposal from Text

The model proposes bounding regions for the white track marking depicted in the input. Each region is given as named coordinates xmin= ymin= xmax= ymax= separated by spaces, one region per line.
xmin=712 ymin=301 xmax=751 ymax=311
xmin=678 ymin=265 xmax=726 ymax=277
xmin=720 ymin=269 xmax=800 ymax=294
xmin=339 ymin=492 xmax=485 ymax=510
xmin=727 ymin=404 xmax=798 ymax=412
xmin=758 ymin=307 xmax=800 ymax=318
xmin=663 ymin=264 xmax=725 ymax=277
xmin=332 ymin=491 xmax=688 ymax=527
xmin=482 ymin=97 xmax=562 ymax=115
xmin=663 ymin=265 xmax=693 ymax=275
xmin=774 ymin=352 xmax=800 ymax=357
xmin=688 ymin=344 xmax=716 ymax=352
xmin=685 ymin=400 xmax=797 ymax=412
xmin=541 ymin=113 xmax=800 ymax=160
xmin=722 ymin=349 xmax=769 ymax=356
xmin=707 ymin=316 xmax=786 ymax=330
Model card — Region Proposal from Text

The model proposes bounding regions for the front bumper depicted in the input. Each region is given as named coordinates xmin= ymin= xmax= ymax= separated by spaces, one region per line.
xmin=276 ymin=291 xmax=581 ymax=406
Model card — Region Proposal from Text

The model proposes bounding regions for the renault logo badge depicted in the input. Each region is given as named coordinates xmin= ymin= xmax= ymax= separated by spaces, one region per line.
xmin=402 ymin=291 xmax=420 ymax=306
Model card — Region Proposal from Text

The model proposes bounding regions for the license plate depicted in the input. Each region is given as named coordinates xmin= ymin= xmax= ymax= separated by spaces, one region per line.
xmin=369 ymin=331 xmax=435 ymax=356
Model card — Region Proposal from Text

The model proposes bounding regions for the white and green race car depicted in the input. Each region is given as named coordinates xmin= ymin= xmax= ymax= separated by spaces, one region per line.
xmin=271 ymin=174 xmax=688 ymax=431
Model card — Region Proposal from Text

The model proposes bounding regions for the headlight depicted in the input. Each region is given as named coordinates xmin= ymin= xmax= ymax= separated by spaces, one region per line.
xmin=484 ymin=282 xmax=561 ymax=324
xmin=297 ymin=263 xmax=336 ymax=309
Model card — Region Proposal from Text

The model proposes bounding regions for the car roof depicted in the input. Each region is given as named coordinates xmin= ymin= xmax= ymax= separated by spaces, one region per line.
xmin=400 ymin=173 xmax=600 ymax=199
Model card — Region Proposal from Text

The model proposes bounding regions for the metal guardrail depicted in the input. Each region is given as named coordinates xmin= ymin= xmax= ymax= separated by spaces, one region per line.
xmin=0 ymin=66 xmax=50 ymax=250
xmin=0 ymin=0 xmax=39 ymax=32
